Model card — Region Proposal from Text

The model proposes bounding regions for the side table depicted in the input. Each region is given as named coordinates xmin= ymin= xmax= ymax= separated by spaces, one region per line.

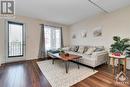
xmin=109 ymin=54 xmax=127 ymax=78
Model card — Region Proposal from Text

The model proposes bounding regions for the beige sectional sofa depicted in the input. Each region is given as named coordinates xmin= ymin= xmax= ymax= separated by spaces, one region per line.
xmin=64 ymin=46 xmax=108 ymax=68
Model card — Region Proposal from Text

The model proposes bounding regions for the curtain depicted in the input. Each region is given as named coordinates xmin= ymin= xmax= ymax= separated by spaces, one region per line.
xmin=38 ymin=24 xmax=46 ymax=59
xmin=60 ymin=27 xmax=64 ymax=48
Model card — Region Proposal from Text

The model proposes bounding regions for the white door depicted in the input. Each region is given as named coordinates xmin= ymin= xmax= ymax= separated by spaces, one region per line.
xmin=6 ymin=21 xmax=26 ymax=62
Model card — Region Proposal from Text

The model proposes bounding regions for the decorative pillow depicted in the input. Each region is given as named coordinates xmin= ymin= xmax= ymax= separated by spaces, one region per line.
xmin=69 ymin=46 xmax=79 ymax=52
xmin=69 ymin=46 xmax=75 ymax=51
xmin=83 ymin=46 xmax=89 ymax=53
xmin=78 ymin=46 xmax=84 ymax=53
xmin=84 ymin=47 xmax=96 ymax=55
xmin=95 ymin=46 xmax=104 ymax=52
xmin=74 ymin=46 xmax=79 ymax=52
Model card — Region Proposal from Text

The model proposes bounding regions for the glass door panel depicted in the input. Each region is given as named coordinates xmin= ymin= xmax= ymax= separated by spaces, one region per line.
xmin=8 ymin=21 xmax=24 ymax=57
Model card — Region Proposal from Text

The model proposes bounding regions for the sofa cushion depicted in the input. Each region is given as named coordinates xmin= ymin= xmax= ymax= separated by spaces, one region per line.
xmin=77 ymin=57 xmax=96 ymax=67
xmin=77 ymin=46 xmax=84 ymax=53
xmin=84 ymin=47 xmax=96 ymax=55
xmin=66 ymin=51 xmax=83 ymax=56
xmin=95 ymin=46 xmax=105 ymax=52
xmin=83 ymin=54 xmax=92 ymax=59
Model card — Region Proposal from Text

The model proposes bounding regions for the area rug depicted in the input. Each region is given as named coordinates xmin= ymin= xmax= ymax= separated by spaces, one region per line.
xmin=37 ymin=60 xmax=97 ymax=87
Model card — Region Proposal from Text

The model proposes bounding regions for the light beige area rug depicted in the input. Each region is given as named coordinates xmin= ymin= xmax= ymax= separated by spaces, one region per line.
xmin=37 ymin=60 xmax=97 ymax=87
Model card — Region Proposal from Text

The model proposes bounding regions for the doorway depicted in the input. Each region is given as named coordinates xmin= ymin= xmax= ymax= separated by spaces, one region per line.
xmin=6 ymin=21 xmax=26 ymax=62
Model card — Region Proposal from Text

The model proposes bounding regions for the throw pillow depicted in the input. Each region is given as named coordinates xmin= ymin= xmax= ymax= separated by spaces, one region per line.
xmin=78 ymin=46 xmax=84 ymax=53
xmin=69 ymin=46 xmax=79 ymax=52
xmin=84 ymin=47 xmax=96 ymax=55
xmin=83 ymin=46 xmax=89 ymax=53
xmin=74 ymin=46 xmax=79 ymax=52
xmin=69 ymin=46 xmax=75 ymax=51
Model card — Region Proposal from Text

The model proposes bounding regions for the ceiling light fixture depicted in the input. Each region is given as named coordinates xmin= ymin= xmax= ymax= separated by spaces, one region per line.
xmin=88 ymin=0 xmax=109 ymax=13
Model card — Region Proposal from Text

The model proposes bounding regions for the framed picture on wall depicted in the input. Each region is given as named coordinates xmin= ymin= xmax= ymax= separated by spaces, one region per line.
xmin=93 ymin=26 xmax=102 ymax=37
xmin=72 ymin=34 xmax=76 ymax=39
xmin=81 ymin=32 xmax=87 ymax=38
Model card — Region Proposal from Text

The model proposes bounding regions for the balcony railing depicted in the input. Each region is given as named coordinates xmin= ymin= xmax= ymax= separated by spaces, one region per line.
xmin=8 ymin=42 xmax=23 ymax=57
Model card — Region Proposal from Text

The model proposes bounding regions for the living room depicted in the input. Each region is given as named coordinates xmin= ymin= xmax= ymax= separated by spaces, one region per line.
xmin=0 ymin=0 xmax=130 ymax=87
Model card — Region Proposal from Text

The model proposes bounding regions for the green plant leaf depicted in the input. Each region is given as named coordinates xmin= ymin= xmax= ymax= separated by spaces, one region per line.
xmin=110 ymin=36 xmax=130 ymax=53
xmin=113 ymin=36 xmax=120 ymax=41
xmin=121 ymin=38 xmax=130 ymax=43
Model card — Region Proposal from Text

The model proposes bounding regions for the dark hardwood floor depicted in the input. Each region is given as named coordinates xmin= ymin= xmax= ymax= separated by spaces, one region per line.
xmin=0 ymin=59 xmax=130 ymax=87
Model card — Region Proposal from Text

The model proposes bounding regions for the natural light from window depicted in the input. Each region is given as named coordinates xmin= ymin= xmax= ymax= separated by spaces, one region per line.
xmin=44 ymin=25 xmax=61 ymax=51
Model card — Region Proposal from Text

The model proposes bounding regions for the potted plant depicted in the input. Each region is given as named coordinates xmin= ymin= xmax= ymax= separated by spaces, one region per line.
xmin=110 ymin=36 xmax=130 ymax=56
xmin=58 ymin=48 xmax=65 ymax=55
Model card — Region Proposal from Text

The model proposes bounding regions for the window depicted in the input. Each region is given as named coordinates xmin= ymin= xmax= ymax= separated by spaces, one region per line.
xmin=44 ymin=25 xmax=61 ymax=51
xmin=8 ymin=21 xmax=24 ymax=57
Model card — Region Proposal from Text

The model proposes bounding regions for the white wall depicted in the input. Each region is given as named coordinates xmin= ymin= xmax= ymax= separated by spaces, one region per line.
xmin=0 ymin=19 xmax=5 ymax=65
xmin=0 ymin=16 xmax=69 ymax=64
xmin=69 ymin=6 xmax=130 ymax=49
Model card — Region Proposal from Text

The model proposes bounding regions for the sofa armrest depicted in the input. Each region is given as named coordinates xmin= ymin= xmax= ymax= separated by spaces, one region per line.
xmin=91 ymin=51 xmax=108 ymax=66
xmin=92 ymin=51 xmax=108 ymax=60
xmin=92 ymin=51 xmax=108 ymax=57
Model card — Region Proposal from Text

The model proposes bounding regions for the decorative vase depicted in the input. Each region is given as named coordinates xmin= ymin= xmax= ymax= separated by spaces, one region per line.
xmin=65 ymin=53 xmax=69 ymax=57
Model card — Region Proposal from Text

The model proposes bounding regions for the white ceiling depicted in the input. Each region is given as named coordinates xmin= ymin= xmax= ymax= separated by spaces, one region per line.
xmin=16 ymin=0 xmax=130 ymax=25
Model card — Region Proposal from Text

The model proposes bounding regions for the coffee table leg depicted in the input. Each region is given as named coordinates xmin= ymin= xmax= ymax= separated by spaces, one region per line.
xmin=65 ymin=61 xmax=70 ymax=73
xmin=76 ymin=59 xmax=80 ymax=69
xmin=78 ymin=64 xmax=80 ymax=69
xmin=112 ymin=58 xmax=115 ymax=79
xmin=52 ymin=59 xmax=54 ymax=64
xmin=65 ymin=62 xmax=68 ymax=73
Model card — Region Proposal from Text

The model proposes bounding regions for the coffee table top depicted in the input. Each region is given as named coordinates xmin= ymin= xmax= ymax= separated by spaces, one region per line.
xmin=52 ymin=53 xmax=82 ymax=61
